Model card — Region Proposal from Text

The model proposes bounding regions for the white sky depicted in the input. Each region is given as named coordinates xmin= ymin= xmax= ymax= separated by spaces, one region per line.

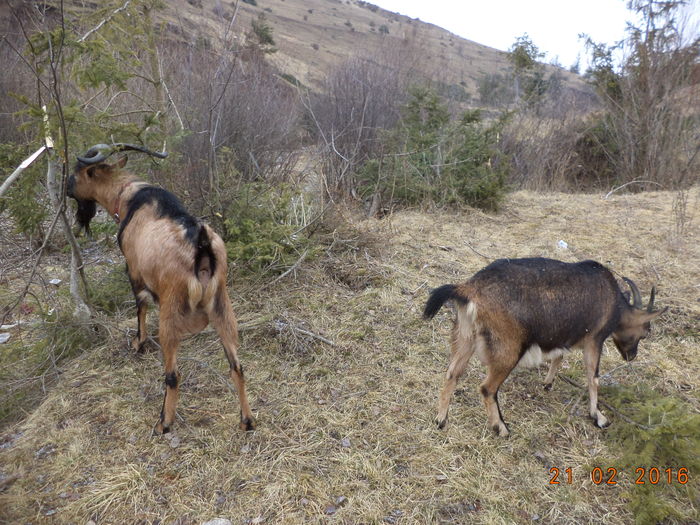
xmin=369 ymin=0 xmax=700 ymax=71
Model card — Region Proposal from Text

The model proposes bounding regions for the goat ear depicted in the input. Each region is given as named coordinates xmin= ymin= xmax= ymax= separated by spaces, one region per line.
xmin=638 ymin=306 xmax=668 ymax=323
xmin=86 ymin=166 xmax=98 ymax=178
xmin=115 ymin=155 xmax=128 ymax=169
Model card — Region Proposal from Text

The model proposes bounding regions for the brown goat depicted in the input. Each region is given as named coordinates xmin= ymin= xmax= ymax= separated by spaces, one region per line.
xmin=68 ymin=143 xmax=255 ymax=434
xmin=424 ymin=258 xmax=666 ymax=437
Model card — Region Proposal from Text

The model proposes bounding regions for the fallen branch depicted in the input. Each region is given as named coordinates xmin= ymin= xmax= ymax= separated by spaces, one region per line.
xmin=0 ymin=146 xmax=46 ymax=199
xmin=139 ymin=315 xmax=274 ymax=345
xmin=464 ymin=241 xmax=492 ymax=261
xmin=603 ymin=180 xmax=662 ymax=199
xmin=274 ymin=319 xmax=335 ymax=347
xmin=557 ymin=374 xmax=650 ymax=430
xmin=259 ymin=250 xmax=309 ymax=291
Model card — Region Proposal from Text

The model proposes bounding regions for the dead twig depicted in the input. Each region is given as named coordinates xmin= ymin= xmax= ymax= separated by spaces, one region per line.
xmin=464 ymin=241 xmax=492 ymax=261
xmin=274 ymin=319 xmax=335 ymax=347
xmin=603 ymin=180 xmax=662 ymax=199
xmin=0 ymin=147 xmax=47 ymax=199
xmin=259 ymin=250 xmax=309 ymax=291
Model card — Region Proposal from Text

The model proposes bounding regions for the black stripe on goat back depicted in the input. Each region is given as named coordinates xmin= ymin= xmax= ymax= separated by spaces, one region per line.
xmin=118 ymin=187 xmax=212 ymax=273
xmin=472 ymin=258 xmax=621 ymax=351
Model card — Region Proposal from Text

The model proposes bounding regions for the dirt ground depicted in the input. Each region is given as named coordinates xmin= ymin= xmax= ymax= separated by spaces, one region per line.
xmin=1 ymin=188 xmax=698 ymax=524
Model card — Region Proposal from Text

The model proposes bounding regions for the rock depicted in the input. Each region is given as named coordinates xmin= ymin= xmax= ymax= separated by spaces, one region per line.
xmin=0 ymin=333 xmax=9 ymax=344
xmin=202 ymin=519 xmax=232 ymax=525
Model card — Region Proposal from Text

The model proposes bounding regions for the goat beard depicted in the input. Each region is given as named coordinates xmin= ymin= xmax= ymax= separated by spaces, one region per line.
xmin=74 ymin=198 xmax=97 ymax=236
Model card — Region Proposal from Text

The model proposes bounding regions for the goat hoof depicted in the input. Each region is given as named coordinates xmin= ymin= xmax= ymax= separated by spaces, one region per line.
xmin=492 ymin=422 xmax=510 ymax=437
xmin=240 ymin=417 xmax=256 ymax=431
xmin=594 ymin=416 xmax=610 ymax=429
xmin=436 ymin=417 xmax=448 ymax=430
xmin=153 ymin=421 xmax=171 ymax=435
xmin=543 ymin=382 xmax=553 ymax=391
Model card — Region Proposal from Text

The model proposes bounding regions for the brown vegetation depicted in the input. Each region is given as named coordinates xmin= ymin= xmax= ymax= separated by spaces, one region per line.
xmin=1 ymin=189 xmax=698 ymax=523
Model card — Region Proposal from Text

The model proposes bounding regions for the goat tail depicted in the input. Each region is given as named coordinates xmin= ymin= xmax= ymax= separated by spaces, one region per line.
xmin=187 ymin=276 xmax=205 ymax=313
xmin=423 ymin=284 xmax=470 ymax=319
xmin=187 ymin=224 xmax=219 ymax=312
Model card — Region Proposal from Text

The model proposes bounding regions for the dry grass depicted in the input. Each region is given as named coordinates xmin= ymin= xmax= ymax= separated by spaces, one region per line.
xmin=1 ymin=189 xmax=698 ymax=524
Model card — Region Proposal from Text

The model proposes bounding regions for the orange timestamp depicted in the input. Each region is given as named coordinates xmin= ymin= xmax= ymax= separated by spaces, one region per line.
xmin=549 ymin=467 xmax=690 ymax=485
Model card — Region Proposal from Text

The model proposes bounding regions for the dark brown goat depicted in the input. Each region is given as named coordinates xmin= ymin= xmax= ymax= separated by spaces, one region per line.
xmin=68 ymin=143 xmax=254 ymax=434
xmin=424 ymin=257 xmax=666 ymax=437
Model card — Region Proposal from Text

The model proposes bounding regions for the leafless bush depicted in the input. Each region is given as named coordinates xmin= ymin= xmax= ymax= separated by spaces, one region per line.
xmin=306 ymin=42 xmax=419 ymax=198
xmin=500 ymin=89 xmax=604 ymax=191
xmin=585 ymin=0 xmax=700 ymax=191
xmin=159 ymin=39 xmax=300 ymax=198
xmin=0 ymin=17 xmax=35 ymax=145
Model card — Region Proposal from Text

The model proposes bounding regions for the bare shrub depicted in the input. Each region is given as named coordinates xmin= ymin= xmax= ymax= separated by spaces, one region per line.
xmin=584 ymin=0 xmax=700 ymax=190
xmin=160 ymin=39 xmax=299 ymax=187
xmin=0 ymin=37 xmax=34 ymax=146
xmin=500 ymin=87 xmax=604 ymax=191
xmin=306 ymin=42 xmax=419 ymax=198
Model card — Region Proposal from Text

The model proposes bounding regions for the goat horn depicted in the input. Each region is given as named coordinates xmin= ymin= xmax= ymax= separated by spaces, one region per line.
xmin=111 ymin=143 xmax=168 ymax=159
xmin=647 ymin=286 xmax=656 ymax=312
xmin=623 ymin=277 xmax=643 ymax=308
xmin=76 ymin=143 xmax=114 ymax=165
xmin=76 ymin=143 xmax=168 ymax=165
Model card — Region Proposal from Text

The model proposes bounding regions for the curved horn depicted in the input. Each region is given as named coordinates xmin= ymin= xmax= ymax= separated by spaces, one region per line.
xmin=647 ymin=286 xmax=656 ymax=312
xmin=76 ymin=143 xmax=114 ymax=165
xmin=76 ymin=143 xmax=168 ymax=165
xmin=623 ymin=277 xmax=643 ymax=308
xmin=111 ymin=143 xmax=168 ymax=159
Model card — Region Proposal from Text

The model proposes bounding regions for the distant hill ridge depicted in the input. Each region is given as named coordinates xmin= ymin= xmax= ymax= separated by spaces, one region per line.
xmin=166 ymin=0 xmax=588 ymax=99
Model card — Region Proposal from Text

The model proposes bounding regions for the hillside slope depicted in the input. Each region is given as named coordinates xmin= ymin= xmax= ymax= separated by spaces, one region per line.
xmin=164 ymin=0 xmax=588 ymax=97
xmin=1 ymin=189 xmax=697 ymax=523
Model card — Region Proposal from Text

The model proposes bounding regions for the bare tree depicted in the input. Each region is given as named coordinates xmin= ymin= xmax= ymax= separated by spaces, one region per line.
xmin=586 ymin=0 xmax=700 ymax=190
xmin=306 ymin=44 xmax=415 ymax=198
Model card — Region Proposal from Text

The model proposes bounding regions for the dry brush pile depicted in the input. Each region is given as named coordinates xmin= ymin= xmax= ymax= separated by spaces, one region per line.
xmin=1 ymin=188 xmax=698 ymax=524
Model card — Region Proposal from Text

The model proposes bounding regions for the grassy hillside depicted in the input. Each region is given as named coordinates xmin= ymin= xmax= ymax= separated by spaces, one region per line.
xmin=152 ymin=0 xmax=587 ymax=97
xmin=1 ymin=189 xmax=697 ymax=523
